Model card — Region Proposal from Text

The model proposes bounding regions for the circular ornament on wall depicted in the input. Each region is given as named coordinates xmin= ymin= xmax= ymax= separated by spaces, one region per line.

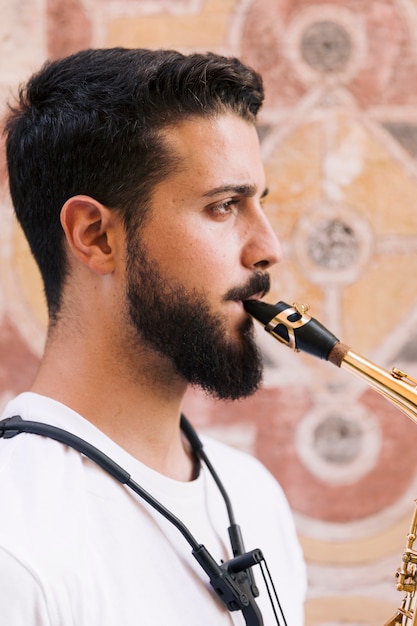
xmin=295 ymin=401 xmax=382 ymax=485
xmin=291 ymin=202 xmax=374 ymax=286
xmin=283 ymin=4 xmax=367 ymax=85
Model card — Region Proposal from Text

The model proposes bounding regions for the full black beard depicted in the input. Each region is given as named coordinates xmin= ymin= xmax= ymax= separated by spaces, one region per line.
xmin=126 ymin=237 xmax=269 ymax=400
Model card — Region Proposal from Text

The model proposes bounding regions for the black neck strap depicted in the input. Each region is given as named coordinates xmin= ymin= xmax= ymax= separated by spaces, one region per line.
xmin=0 ymin=414 xmax=281 ymax=626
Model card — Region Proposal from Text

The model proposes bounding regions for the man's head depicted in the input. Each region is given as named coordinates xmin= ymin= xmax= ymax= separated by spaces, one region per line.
xmin=5 ymin=48 xmax=281 ymax=400
xmin=4 ymin=47 xmax=264 ymax=320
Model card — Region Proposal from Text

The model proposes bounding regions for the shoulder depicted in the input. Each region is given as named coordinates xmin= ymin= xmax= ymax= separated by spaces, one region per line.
xmin=199 ymin=431 xmax=307 ymax=615
xmin=0 ymin=394 xmax=106 ymax=549
xmin=199 ymin=431 xmax=303 ymax=550
xmin=199 ymin=432 xmax=293 ymax=520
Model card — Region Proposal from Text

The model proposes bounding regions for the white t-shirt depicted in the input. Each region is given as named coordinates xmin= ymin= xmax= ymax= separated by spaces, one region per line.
xmin=0 ymin=392 xmax=306 ymax=625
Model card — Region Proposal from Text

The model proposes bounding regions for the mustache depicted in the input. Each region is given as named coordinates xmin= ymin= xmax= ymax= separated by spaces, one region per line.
xmin=224 ymin=272 xmax=271 ymax=302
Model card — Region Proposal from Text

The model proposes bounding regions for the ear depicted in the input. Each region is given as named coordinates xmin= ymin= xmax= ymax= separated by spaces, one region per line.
xmin=60 ymin=195 xmax=122 ymax=275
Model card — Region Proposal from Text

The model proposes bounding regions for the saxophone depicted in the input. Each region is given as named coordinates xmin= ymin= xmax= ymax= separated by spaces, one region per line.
xmin=243 ymin=299 xmax=417 ymax=626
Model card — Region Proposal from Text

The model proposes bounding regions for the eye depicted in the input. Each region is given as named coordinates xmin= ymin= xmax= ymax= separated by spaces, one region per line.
xmin=208 ymin=198 xmax=240 ymax=218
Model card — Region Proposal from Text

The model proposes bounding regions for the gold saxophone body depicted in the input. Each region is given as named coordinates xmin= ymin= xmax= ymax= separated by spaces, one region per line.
xmin=243 ymin=299 xmax=417 ymax=626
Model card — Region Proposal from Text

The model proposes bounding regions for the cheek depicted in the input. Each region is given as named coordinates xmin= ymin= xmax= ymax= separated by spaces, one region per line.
xmin=181 ymin=232 xmax=235 ymax=278
xmin=143 ymin=218 xmax=240 ymax=290
xmin=177 ymin=243 xmax=222 ymax=286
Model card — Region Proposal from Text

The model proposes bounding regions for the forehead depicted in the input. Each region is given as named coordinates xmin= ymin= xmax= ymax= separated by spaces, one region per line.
xmin=158 ymin=114 xmax=264 ymax=189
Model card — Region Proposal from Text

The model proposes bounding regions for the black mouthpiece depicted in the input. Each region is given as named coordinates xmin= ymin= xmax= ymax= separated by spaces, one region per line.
xmin=243 ymin=299 xmax=339 ymax=361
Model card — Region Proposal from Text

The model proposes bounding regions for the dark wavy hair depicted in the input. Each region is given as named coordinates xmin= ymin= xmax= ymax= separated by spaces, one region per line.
xmin=4 ymin=47 xmax=264 ymax=319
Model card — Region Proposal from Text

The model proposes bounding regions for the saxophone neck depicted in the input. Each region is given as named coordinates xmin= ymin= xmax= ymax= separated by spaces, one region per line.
xmin=337 ymin=349 xmax=417 ymax=427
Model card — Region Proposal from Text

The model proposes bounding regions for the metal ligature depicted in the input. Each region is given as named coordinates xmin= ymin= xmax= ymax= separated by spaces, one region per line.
xmin=243 ymin=299 xmax=417 ymax=626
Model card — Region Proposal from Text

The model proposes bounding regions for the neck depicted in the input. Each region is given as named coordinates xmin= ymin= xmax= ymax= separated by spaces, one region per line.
xmin=31 ymin=322 xmax=196 ymax=481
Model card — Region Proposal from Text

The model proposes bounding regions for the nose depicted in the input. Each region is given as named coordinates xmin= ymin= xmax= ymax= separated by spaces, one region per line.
xmin=242 ymin=207 xmax=283 ymax=270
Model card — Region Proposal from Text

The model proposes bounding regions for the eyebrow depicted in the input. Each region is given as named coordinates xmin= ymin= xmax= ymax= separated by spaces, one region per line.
xmin=203 ymin=184 xmax=269 ymax=199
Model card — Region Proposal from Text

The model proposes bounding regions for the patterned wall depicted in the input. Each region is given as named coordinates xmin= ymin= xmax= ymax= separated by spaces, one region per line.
xmin=2 ymin=1 xmax=417 ymax=624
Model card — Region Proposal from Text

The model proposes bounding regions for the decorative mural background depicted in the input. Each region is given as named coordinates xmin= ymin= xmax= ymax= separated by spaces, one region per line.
xmin=2 ymin=1 xmax=417 ymax=624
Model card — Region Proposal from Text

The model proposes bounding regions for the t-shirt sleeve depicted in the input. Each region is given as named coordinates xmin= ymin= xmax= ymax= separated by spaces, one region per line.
xmin=0 ymin=547 xmax=51 ymax=625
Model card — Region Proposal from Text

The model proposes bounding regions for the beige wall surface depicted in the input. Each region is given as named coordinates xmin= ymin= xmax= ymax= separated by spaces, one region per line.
xmin=2 ymin=1 xmax=417 ymax=624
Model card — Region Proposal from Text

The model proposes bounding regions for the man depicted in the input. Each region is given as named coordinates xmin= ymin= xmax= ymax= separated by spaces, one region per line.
xmin=0 ymin=48 xmax=306 ymax=625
